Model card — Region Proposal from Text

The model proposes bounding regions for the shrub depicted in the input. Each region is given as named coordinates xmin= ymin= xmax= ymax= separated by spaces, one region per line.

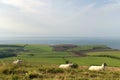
xmin=0 ymin=53 xmax=17 ymax=58
xmin=71 ymin=63 xmax=78 ymax=69
xmin=28 ymin=53 xmax=35 ymax=56
xmin=2 ymin=69 xmax=14 ymax=75
xmin=47 ymin=68 xmax=64 ymax=73
xmin=29 ymin=73 xmax=40 ymax=79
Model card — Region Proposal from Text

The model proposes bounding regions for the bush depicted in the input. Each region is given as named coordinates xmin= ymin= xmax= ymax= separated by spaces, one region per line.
xmin=28 ymin=53 xmax=35 ymax=56
xmin=0 ymin=53 xmax=17 ymax=58
xmin=2 ymin=69 xmax=14 ymax=75
xmin=47 ymin=68 xmax=64 ymax=73
xmin=71 ymin=63 xmax=78 ymax=69
xmin=26 ymin=71 xmax=43 ymax=79
xmin=29 ymin=73 xmax=40 ymax=79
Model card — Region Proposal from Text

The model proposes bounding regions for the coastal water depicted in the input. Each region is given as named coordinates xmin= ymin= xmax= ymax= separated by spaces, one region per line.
xmin=0 ymin=37 xmax=120 ymax=49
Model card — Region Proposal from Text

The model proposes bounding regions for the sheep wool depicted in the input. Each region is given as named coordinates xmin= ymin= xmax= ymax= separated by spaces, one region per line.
xmin=13 ymin=59 xmax=22 ymax=65
xmin=59 ymin=63 xmax=73 ymax=69
xmin=89 ymin=63 xmax=107 ymax=71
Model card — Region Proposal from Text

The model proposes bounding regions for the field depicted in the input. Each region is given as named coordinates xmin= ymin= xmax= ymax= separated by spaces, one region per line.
xmin=0 ymin=44 xmax=120 ymax=80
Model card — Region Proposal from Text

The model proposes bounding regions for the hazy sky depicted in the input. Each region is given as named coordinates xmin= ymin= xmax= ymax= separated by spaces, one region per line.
xmin=0 ymin=0 xmax=120 ymax=37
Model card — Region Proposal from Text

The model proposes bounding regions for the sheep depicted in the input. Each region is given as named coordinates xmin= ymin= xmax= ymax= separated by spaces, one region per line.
xmin=59 ymin=63 xmax=73 ymax=69
xmin=88 ymin=63 xmax=107 ymax=71
xmin=13 ymin=59 xmax=22 ymax=65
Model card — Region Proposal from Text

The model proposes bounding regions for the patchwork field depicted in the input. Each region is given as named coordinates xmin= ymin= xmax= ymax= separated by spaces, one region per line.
xmin=0 ymin=44 xmax=120 ymax=80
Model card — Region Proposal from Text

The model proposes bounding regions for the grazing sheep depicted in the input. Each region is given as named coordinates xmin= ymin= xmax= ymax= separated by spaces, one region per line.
xmin=13 ymin=59 xmax=22 ymax=65
xmin=89 ymin=63 xmax=107 ymax=71
xmin=59 ymin=63 xmax=73 ymax=69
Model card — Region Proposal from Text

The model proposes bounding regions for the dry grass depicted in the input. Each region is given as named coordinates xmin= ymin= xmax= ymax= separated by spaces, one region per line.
xmin=0 ymin=62 xmax=120 ymax=80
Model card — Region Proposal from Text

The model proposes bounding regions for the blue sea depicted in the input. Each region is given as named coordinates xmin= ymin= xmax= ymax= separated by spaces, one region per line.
xmin=0 ymin=37 xmax=120 ymax=49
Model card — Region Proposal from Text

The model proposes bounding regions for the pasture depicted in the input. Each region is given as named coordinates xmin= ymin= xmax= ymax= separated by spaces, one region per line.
xmin=0 ymin=44 xmax=120 ymax=79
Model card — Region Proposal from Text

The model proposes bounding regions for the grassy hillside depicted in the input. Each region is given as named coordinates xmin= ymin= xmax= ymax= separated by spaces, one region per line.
xmin=0 ymin=44 xmax=120 ymax=79
xmin=0 ymin=63 xmax=120 ymax=80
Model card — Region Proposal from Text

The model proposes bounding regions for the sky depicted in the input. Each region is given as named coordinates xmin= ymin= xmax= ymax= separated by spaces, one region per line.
xmin=0 ymin=0 xmax=120 ymax=38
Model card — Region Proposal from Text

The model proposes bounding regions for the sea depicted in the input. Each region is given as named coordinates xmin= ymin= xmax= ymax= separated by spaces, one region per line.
xmin=0 ymin=36 xmax=120 ymax=49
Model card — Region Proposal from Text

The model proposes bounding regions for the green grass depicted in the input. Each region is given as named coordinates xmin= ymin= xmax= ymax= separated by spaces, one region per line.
xmin=2 ymin=55 xmax=120 ymax=67
xmin=0 ymin=44 xmax=120 ymax=67
xmin=0 ymin=44 xmax=120 ymax=79
xmin=66 ymin=57 xmax=120 ymax=67
xmin=87 ymin=51 xmax=120 ymax=57
xmin=25 ymin=44 xmax=53 ymax=53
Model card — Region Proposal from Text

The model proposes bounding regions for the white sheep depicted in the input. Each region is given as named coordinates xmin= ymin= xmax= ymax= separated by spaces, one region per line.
xmin=13 ymin=59 xmax=22 ymax=65
xmin=59 ymin=63 xmax=73 ymax=69
xmin=88 ymin=63 xmax=107 ymax=71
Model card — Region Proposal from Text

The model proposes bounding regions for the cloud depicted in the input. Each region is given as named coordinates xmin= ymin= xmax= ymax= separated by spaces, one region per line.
xmin=52 ymin=0 xmax=120 ymax=36
xmin=0 ymin=13 xmax=50 ymax=36
xmin=0 ymin=0 xmax=47 ymax=13
xmin=0 ymin=0 xmax=120 ymax=37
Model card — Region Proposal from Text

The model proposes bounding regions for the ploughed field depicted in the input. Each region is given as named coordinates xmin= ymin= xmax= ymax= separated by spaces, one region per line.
xmin=0 ymin=44 xmax=120 ymax=80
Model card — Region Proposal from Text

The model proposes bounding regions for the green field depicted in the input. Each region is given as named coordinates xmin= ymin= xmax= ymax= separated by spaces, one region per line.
xmin=1 ymin=44 xmax=119 ymax=67
xmin=0 ymin=44 xmax=120 ymax=79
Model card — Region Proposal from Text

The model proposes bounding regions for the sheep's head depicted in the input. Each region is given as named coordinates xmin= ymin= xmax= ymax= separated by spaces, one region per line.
xmin=103 ymin=63 xmax=107 ymax=66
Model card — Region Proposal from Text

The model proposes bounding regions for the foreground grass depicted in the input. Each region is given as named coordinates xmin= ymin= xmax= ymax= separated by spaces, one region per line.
xmin=0 ymin=63 xmax=120 ymax=80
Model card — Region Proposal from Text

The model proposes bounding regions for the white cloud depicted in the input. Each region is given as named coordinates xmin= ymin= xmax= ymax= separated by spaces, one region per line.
xmin=0 ymin=0 xmax=47 ymax=13
xmin=0 ymin=0 xmax=120 ymax=37
xmin=0 ymin=12 xmax=49 ymax=35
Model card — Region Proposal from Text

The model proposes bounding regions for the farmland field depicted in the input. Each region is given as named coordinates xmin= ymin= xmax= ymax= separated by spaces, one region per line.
xmin=0 ymin=44 xmax=120 ymax=80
